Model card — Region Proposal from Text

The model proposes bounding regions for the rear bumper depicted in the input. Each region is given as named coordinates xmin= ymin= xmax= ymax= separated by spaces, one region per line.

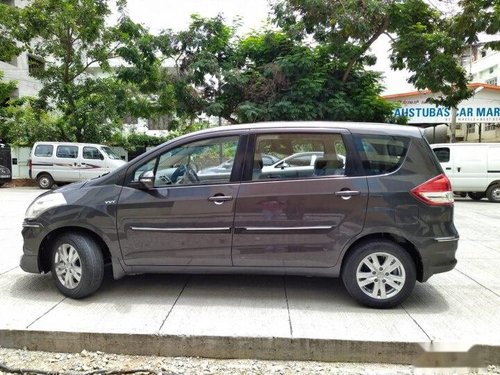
xmin=421 ymin=236 xmax=459 ymax=282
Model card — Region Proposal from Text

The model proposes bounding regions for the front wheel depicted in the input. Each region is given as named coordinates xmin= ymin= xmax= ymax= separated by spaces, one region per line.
xmin=50 ymin=233 xmax=104 ymax=299
xmin=342 ymin=240 xmax=416 ymax=308
xmin=486 ymin=185 xmax=500 ymax=203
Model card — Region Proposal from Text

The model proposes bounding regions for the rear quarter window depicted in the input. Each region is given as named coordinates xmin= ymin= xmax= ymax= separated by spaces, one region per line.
xmin=353 ymin=134 xmax=410 ymax=175
xmin=34 ymin=144 xmax=53 ymax=157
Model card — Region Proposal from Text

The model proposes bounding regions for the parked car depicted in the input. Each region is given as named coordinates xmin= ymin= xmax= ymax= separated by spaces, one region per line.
xmin=198 ymin=154 xmax=280 ymax=181
xmin=29 ymin=142 xmax=126 ymax=189
xmin=0 ymin=164 xmax=11 ymax=187
xmin=21 ymin=122 xmax=458 ymax=308
xmin=431 ymin=143 xmax=500 ymax=202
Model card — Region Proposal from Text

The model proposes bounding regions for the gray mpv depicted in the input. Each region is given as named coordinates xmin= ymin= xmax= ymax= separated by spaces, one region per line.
xmin=21 ymin=122 xmax=458 ymax=308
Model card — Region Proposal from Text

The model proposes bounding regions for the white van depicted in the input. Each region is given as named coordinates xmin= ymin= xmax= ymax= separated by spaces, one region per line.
xmin=29 ymin=142 xmax=126 ymax=189
xmin=431 ymin=143 xmax=500 ymax=202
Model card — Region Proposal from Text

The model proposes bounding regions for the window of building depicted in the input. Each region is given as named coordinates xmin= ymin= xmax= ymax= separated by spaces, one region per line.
xmin=485 ymin=123 xmax=497 ymax=131
xmin=467 ymin=124 xmax=476 ymax=134
xmin=486 ymin=77 xmax=497 ymax=86
xmin=28 ymin=55 xmax=45 ymax=76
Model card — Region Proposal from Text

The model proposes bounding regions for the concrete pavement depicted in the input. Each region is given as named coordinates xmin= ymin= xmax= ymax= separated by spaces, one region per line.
xmin=0 ymin=187 xmax=499 ymax=365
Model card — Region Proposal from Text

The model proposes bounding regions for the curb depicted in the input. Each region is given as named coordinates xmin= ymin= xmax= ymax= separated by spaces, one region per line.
xmin=1 ymin=330 xmax=499 ymax=367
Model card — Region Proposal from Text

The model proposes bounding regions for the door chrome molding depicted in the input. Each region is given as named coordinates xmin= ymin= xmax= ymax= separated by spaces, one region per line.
xmin=242 ymin=225 xmax=333 ymax=232
xmin=130 ymin=226 xmax=231 ymax=233
xmin=434 ymin=236 xmax=459 ymax=242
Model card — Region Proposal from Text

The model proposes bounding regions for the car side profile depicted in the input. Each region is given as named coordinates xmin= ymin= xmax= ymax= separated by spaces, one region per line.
xmin=20 ymin=122 xmax=459 ymax=308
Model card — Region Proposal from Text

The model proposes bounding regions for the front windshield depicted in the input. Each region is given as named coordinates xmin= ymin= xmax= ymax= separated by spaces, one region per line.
xmin=101 ymin=146 xmax=121 ymax=160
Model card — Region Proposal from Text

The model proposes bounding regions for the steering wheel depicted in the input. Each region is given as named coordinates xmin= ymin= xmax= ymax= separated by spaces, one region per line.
xmin=185 ymin=164 xmax=200 ymax=183
xmin=170 ymin=165 xmax=186 ymax=184
xmin=172 ymin=164 xmax=200 ymax=184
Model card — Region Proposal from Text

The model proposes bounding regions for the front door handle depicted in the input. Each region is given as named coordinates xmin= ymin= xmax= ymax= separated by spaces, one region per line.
xmin=335 ymin=190 xmax=360 ymax=200
xmin=208 ymin=195 xmax=233 ymax=205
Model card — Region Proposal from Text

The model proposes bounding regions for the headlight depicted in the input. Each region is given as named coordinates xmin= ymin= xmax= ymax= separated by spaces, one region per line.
xmin=25 ymin=193 xmax=67 ymax=220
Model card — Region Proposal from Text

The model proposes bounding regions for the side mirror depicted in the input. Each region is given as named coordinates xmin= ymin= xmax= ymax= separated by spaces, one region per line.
xmin=138 ymin=170 xmax=155 ymax=189
xmin=99 ymin=153 xmax=104 ymax=160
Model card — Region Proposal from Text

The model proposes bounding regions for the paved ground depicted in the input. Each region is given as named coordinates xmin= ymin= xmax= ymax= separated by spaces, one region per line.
xmin=0 ymin=187 xmax=499 ymax=366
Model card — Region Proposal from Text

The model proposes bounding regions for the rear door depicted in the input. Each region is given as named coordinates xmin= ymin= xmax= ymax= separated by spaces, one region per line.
xmin=232 ymin=130 xmax=368 ymax=268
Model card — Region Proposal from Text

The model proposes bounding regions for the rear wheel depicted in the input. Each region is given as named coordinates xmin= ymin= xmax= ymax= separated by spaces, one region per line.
xmin=486 ymin=185 xmax=500 ymax=203
xmin=50 ymin=233 xmax=104 ymax=299
xmin=342 ymin=240 xmax=416 ymax=308
xmin=37 ymin=173 xmax=54 ymax=189
xmin=468 ymin=192 xmax=484 ymax=201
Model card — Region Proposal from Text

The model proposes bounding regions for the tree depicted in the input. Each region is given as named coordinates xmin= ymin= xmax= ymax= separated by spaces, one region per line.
xmin=271 ymin=0 xmax=472 ymax=109
xmin=2 ymin=0 xmax=174 ymax=143
xmin=158 ymin=15 xmax=395 ymax=124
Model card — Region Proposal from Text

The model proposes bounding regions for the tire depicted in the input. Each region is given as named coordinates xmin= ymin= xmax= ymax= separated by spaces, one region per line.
xmin=486 ymin=185 xmax=500 ymax=203
xmin=468 ymin=192 xmax=484 ymax=201
xmin=50 ymin=232 xmax=104 ymax=299
xmin=37 ymin=173 xmax=54 ymax=189
xmin=342 ymin=240 xmax=416 ymax=309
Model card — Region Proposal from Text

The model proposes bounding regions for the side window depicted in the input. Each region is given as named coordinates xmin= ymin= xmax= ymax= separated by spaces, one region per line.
xmin=433 ymin=147 xmax=450 ymax=163
xmin=353 ymin=135 xmax=410 ymax=175
xmin=130 ymin=136 xmax=240 ymax=187
xmin=34 ymin=144 xmax=53 ymax=157
xmin=253 ymin=133 xmax=346 ymax=180
xmin=56 ymin=145 xmax=78 ymax=159
xmin=83 ymin=147 xmax=102 ymax=160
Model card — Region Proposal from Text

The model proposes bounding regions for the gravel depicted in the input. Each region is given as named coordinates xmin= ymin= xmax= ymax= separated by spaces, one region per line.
xmin=1 ymin=347 xmax=498 ymax=375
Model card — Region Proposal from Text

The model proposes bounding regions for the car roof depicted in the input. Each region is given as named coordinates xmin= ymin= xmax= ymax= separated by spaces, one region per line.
xmin=33 ymin=142 xmax=107 ymax=147
xmin=185 ymin=121 xmax=422 ymax=139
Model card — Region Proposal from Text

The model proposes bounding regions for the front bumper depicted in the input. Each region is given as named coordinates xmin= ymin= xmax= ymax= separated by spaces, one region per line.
xmin=20 ymin=221 xmax=44 ymax=273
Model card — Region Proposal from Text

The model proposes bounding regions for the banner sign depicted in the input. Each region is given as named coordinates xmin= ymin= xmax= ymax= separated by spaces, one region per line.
xmin=392 ymin=106 xmax=500 ymax=123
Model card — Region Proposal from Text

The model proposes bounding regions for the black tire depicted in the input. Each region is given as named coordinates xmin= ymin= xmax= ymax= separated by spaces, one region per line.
xmin=468 ymin=192 xmax=484 ymax=201
xmin=37 ymin=173 xmax=54 ymax=189
xmin=486 ymin=185 xmax=500 ymax=203
xmin=50 ymin=233 xmax=104 ymax=299
xmin=342 ymin=240 xmax=416 ymax=309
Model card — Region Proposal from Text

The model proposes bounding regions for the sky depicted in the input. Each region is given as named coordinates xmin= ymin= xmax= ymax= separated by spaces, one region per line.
xmin=125 ymin=0 xmax=415 ymax=95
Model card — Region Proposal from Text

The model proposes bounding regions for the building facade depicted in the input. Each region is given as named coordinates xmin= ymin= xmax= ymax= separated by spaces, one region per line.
xmin=0 ymin=0 xmax=42 ymax=98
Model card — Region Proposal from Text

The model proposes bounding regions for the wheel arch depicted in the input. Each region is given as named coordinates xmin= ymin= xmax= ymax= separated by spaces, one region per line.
xmin=340 ymin=232 xmax=424 ymax=282
xmin=487 ymin=180 xmax=500 ymax=190
xmin=38 ymin=226 xmax=112 ymax=273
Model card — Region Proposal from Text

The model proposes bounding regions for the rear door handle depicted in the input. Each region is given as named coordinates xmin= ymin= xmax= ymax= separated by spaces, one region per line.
xmin=445 ymin=167 xmax=451 ymax=170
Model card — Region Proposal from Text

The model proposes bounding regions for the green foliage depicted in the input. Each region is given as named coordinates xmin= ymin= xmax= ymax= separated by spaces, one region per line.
xmin=1 ymin=0 xmax=176 ymax=143
xmin=0 ymin=97 xmax=63 ymax=146
xmin=272 ymin=0 xmax=473 ymax=109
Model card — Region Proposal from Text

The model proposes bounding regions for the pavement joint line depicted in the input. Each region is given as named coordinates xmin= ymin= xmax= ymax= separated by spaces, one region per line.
xmin=158 ymin=276 xmax=190 ymax=333
xmin=0 ymin=266 xmax=19 ymax=276
xmin=283 ymin=277 xmax=293 ymax=338
xmin=401 ymin=304 xmax=433 ymax=343
xmin=25 ymin=297 xmax=67 ymax=330
xmin=455 ymin=268 xmax=500 ymax=298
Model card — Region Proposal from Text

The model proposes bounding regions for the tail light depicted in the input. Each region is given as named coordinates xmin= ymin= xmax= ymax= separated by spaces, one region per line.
xmin=411 ymin=174 xmax=454 ymax=206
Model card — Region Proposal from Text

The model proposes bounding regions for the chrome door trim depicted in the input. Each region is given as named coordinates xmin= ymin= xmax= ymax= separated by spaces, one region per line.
xmin=131 ymin=226 xmax=231 ymax=233
xmin=242 ymin=225 xmax=334 ymax=232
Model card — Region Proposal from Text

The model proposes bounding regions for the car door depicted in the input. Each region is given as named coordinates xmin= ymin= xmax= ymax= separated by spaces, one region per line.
xmin=116 ymin=134 xmax=245 ymax=267
xmin=54 ymin=144 xmax=80 ymax=181
xmin=232 ymin=130 xmax=368 ymax=268
xmin=80 ymin=146 xmax=107 ymax=180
